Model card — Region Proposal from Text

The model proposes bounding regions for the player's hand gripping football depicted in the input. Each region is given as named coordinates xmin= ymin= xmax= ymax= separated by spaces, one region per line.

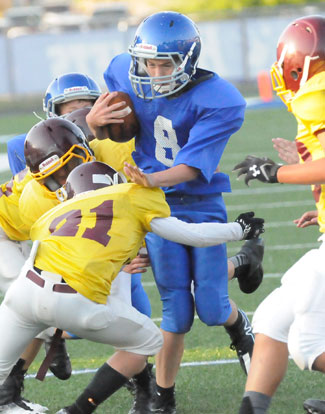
xmin=124 ymin=162 xmax=154 ymax=187
xmin=233 ymin=155 xmax=282 ymax=185
xmin=235 ymin=211 xmax=265 ymax=239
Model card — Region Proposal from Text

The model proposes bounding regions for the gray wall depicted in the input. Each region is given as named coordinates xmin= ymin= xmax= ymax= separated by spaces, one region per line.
xmin=0 ymin=13 xmax=308 ymax=96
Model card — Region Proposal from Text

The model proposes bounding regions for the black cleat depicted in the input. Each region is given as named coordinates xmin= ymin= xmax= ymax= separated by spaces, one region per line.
xmin=44 ymin=338 xmax=72 ymax=380
xmin=225 ymin=309 xmax=254 ymax=375
xmin=304 ymin=399 xmax=325 ymax=414
xmin=236 ymin=238 xmax=264 ymax=294
xmin=128 ymin=363 xmax=155 ymax=414
xmin=149 ymin=390 xmax=176 ymax=414
xmin=0 ymin=361 xmax=48 ymax=413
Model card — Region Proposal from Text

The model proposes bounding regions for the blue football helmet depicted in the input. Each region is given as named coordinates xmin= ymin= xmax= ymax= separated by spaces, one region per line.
xmin=128 ymin=11 xmax=201 ymax=99
xmin=43 ymin=72 xmax=101 ymax=118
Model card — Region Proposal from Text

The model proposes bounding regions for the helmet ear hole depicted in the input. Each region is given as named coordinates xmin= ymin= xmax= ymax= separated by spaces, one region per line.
xmin=290 ymin=70 xmax=299 ymax=80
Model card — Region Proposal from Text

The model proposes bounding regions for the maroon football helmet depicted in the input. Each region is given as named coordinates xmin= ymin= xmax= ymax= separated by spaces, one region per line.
xmin=65 ymin=161 xmax=126 ymax=200
xmin=270 ymin=15 xmax=325 ymax=106
xmin=64 ymin=107 xmax=96 ymax=142
xmin=25 ymin=118 xmax=94 ymax=193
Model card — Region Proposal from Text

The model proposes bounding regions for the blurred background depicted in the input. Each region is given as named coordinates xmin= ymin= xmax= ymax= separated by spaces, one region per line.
xmin=0 ymin=0 xmax=324 ymax=113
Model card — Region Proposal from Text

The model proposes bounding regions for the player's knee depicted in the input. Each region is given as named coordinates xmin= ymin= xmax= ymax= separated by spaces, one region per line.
xmin=161 ymin=312 xmax=194 ymax=333
xmin=197 ymin=308 xmax=229 ymax=326
xmin=143 ymin=320 xmax=163 ymax=355
xmin=196 ymin=294 xmax=230 ymax=326
xmin=159 ymin=290 xmax=195 ymax=333
xmin=288 ymin=342 xmax=309 ymax=370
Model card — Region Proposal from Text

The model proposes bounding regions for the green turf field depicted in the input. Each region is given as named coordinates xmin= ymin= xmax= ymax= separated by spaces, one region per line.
xmin=0 ymin=107 xmax=323 ymax=414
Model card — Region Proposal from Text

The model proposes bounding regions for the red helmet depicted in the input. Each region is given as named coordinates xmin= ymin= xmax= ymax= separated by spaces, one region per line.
xmin=64 ymin=107 xmax=96 ymax=142
xmin=24 ymin=118 xmax=93 ymax=192
xmin=65 ymin=161 xmax=126 ymax=200
xmin=270 ymin=15 xmax=325 ymax=106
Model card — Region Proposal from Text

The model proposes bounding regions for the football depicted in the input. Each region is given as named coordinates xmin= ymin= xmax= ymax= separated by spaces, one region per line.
xmin=95 ymin=91 xmax=140 ymax=143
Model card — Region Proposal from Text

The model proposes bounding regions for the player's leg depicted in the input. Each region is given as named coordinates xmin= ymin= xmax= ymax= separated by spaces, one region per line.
xmin=191 ymin=241 xmax=254 ymax=375
xmin=0 ymin=229 xmax=30 ymax=294
xmin=238 ymin=334 xmax=288 ymax=414
xmin=285 ymin=247 xmax=325 ymax=414
xmin=131 ymin=273 xmax=152 ymax=317
xmin=0 ymin=232 xmax=71 ymax=383
xmin=0 ymin=285 xmax=47 ymax=413
xmin=144 ymin=233 xmax=193 ymax=414
xmin=0 ymin=338 xmax=48 ymax=413
xmin=238 ymin=281 xmax=295 ymax=413
xmin=0 ymin=235 xmax=50 ymax=412
xmin=53 ymin=295 xmax=163 ymax=414
xmin=57 ymin=354 xmax=147 ymax=414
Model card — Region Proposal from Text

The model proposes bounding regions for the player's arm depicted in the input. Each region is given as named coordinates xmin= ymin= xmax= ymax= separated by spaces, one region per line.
xmin=150 ymin=212 xmax=264 ymax=247
xmin=124 ymin=162 xmax=199 ymax=187
xmin=234 ymin=130 xmax=325 ymax=185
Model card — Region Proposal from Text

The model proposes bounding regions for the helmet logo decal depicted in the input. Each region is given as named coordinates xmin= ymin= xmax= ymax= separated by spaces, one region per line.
xmin=135 ymin=44 xmax=157 ymax=51
xmin=64 ymin=86 xmax=90 ymax=94
xmin=39 ymin=154 xmax=60 ymax=172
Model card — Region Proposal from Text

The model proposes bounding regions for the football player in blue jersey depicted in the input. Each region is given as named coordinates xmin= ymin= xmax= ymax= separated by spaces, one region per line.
xmin=7 ymin=72 xmax=102 ymax=175
xmin=102 ymin=11 xmax=264 ymax=414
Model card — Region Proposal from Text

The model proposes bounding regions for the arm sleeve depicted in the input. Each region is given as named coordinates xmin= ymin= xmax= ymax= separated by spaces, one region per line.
xmin=150 ymin=216 xmax=243 ymax=247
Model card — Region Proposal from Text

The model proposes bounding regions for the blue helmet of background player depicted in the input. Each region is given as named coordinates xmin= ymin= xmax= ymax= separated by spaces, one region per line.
xmin=43 ymin=72 xmax=101 ymax=118
xmin=128 ymin=11 xmax=201 ymax=100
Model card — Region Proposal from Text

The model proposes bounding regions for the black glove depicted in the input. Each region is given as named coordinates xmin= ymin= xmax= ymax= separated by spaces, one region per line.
xmin=235 ymin=211 xmax=265 ymax=240
xmin=233 ymin=155 xmax=281 ymax=185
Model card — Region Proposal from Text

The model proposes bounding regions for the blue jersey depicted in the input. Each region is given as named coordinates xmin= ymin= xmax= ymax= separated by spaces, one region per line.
xmin=7 ymin=134 xmax=27 ymax=175
xmin=104 ymin=53 xmax=246 ymax=196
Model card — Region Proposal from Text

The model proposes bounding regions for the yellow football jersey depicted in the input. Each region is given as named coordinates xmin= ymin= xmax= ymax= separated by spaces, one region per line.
xmin=89 ymin=138 xmax=136 ymax=174
xmin=0 ymin=169 xmax=33 ymax=240
xmin=19 ymin=179 xmax=58 ymax=231
xmin=19 ymin=138 xmax=136 ymax=229
xmin=292 ymin=71 xmax=325 ymax=233
xmin=31 ymin=184 xmax=170 ymax=304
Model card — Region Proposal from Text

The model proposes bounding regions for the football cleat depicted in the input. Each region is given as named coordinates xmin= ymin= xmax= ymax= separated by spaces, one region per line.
xmin=304 ymin=399 xmax=325 ymax=414
xmin=128 ymin=363 xmax=155 ymax=414
xmin=149 ymin=390 xmax=176 ymax=414
xmin=236 ymin=238 xmax=264 ymax=294
xmin=0 ymin=402 xmax=44 ymax=413
xmin=20 ymin=400 xmax=48 ymax=413
xmin=225 ymin=309 xmax=254 ymax=375
xmin=0 ymin=363 xmax=48 ymax=413
xmin=44 ymin=338 xmax=72 ymax=380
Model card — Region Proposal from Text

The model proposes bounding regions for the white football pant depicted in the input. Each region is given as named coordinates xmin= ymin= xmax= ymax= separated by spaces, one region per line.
xmin=253 ymin=235 xmax=325 ymax=371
